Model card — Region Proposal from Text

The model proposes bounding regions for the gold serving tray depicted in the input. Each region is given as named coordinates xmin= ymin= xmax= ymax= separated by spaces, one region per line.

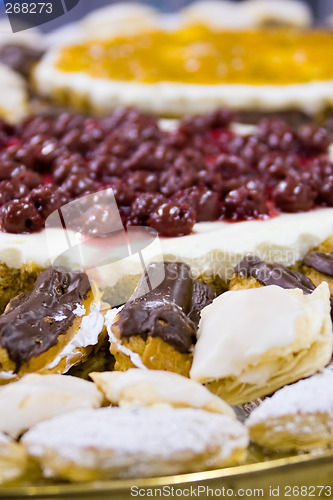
xmin=1 ymin=450 xmax=333 ymax=500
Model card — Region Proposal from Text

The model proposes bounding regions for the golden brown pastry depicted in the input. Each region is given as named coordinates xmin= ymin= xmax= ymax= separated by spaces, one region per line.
xmin=0 ymin=432 xmax=28 ymax=485
xmin=108 ymin=261 xmax=215 ymax=377
xmin=247 ymin=369 xmax=333 ymax=451
xmin=22 ymin=406 xmax=249 ymax=481
xmin=90 ymin=368 xmax=235 ymax=417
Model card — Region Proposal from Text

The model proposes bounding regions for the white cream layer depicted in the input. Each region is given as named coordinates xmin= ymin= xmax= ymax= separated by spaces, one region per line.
xmin=1 ymin=208 xmax=331 ymax=291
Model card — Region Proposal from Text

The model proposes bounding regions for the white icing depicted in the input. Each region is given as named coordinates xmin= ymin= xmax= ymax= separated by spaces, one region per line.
xmin=45 ymin=302 xmax=104 ymax=371
xmin=91 ymin=369 xmax=235 ymax=417
xmin=53 ymin=314 xmax=67 ymax=322
xmin=0 ymin=374 xmax=102 ymax=439
xmin=246 ymin=369 xmax=333 ymax=427
xmin=190 ymin=283 xmax=333 ymax=384
xmin=105 ymin=308 xmax=147 ymax=370
xmin=22 ymin=407 xmax=248 ymax=477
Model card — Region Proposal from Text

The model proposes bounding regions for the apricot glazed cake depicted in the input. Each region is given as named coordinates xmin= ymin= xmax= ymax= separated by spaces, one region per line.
xmin=33 ymin=0 xmax=333 ymax=117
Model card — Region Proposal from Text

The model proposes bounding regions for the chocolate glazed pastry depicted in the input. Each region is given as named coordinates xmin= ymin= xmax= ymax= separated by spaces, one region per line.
xmin=0 ymin=268 xmax=101 ymax=379
xmin=231 ymin=255 xmax=333 ymax=320
xmin=110 ymin=262 xmax=215 ymax=376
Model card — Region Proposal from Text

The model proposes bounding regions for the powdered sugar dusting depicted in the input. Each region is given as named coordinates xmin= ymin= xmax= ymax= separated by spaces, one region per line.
xmin=247 ymin=370 xmax=333 ymax=427
xmin=73 ymin=304 xmax=86 ymax=317
xmin=53 ymin=314 xmax=67 ymax=322
xmin=22 ymin=407 xmax=248 ymax=478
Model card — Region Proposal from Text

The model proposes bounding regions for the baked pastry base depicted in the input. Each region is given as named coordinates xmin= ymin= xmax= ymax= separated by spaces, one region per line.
xmin=0 ymin=262 xmax=43 ymax=314
xmin=111 ymin=336 xmax=192 ymax=378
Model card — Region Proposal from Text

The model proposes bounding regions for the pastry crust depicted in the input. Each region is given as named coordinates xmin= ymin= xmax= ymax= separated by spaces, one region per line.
xmin=22 ymin=406 xmax=249 ymax=480
xmin=0 ymin=432 xmax=28 ymax=485
xmin=0 ymin=261 xmax=43 ymax=314
xmin=0 ymin=374 xmax=103 ymax=439
xmin=90 ymin=369 xmax=235 ymax=417
xmin=110 ymin=332 xmax=193 ymax=378
xmin=247 ymin=370 xmax=333 ymax=451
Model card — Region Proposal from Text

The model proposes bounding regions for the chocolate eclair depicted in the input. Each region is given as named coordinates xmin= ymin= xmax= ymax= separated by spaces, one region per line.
xmin=107 ymin=262 xmax=215 ymax=377
xmin=0 ymin=268 xmax=106 ymax=381
xmin=231 ymin=255 xmax=315 ymax=293
xmin=230 ymin=254 xmax=333 ymax=320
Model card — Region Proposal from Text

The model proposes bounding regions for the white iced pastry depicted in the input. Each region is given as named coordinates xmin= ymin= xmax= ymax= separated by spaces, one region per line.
xmin=190 ymin=283 xmax=333 ymax=405
xmin=22 ymin=406 xmax=249 ymax=480
xmin=0 ymin=374 xmax=103 ymax=439
xmin=90 ymin=368 xmax=235 ymax=417
xmin=247 ymin=369 xmax=333 ymax=451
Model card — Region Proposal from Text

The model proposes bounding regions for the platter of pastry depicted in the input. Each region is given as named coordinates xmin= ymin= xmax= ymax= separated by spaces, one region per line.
xmin=0 ymin=0 xmax=333 ymax=497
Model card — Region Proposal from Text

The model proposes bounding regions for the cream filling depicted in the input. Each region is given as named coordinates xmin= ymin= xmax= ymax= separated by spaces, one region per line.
xmin=34 ymin=49 xmax=333 ymax=115
xmin=45 ymin=301 xmax=104 ymax=372
xmin=105 ymin=308 xmax=147 ymax=370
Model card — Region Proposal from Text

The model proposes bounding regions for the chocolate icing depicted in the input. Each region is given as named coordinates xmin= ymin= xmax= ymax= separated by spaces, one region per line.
xmin=113 ymin=262 xmax=215 ymax=353
xmin=234 ymin=255 xmax=315 ymax=294
xmin=235 ymin=255 xmax=333 ymax=320
xmin=0 ymin=268 xmax=91 ymax=371
xmin=303 ymin=251 xmax=333 ymax=277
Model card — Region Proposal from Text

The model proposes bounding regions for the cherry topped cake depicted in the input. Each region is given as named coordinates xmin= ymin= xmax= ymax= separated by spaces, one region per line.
xmin=0 ymin=107 xmax=332 ymax=307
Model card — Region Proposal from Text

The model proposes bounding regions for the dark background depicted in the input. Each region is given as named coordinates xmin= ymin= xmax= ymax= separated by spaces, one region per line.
xmin=1 ymin=0 xmax=333 ymax=31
